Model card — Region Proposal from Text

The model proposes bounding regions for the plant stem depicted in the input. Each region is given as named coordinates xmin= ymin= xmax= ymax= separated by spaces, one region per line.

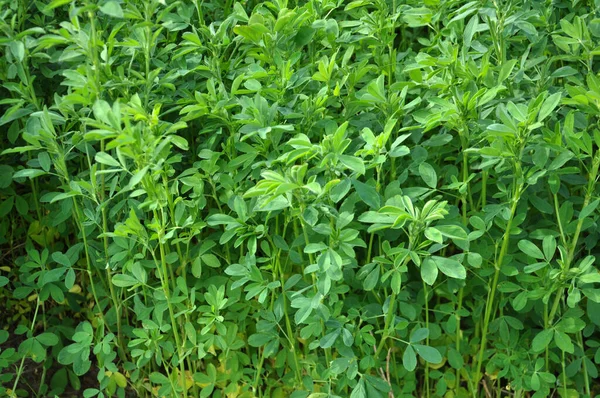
xmin=154 ymin=209 xmax=186 ymax=397
xmin=253 ymin=347 xmax=265 ymax=395
xmin=71 ymin=196 xmax=110 ymax=332
xmin=11 ymin=297 xmax=40 ymax=395
xmin=578 ymin=331 xmax=591 ymax=396
xmin=455 ymin=287 xmax=464 ymax=388
xmin=376 ymin=248 xmax=412 ymax=359
xmin=423 ymin=280 xmax=430 ymax=398
xmin=548 ymin=153 xmax=600 ymax=325
xmin=456 ymin=145 xmax=469 ymax=389
xmin=269 ymin=218 xmax=302 ymax=385
xmin=543 ymin=301 xmax=549 ymax=371
xmin=98 ymin=140 xmax=125 ymax=359
xmin=561 ymin=350 xmax=568 ymax=397
xmin=298 ymin=208 xmax=332 ymax=365
xmin=474 ymin=183 xmax=522 ymax=390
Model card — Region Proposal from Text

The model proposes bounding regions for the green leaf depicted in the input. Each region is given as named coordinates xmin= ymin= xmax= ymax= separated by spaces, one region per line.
xmin=555 ymin=317 xmax=586 ymax=333
xmin=350 ymin=379 xmax=366 ymax=398
xmin=73 ymin=357 xmax=92 ymax=376
xmin=421 ymin=258 xmax=438 ymax=286
xmin=548 ymin=151 xmax=573 ymax=170
xmin=65 ymin=269 xmax=75 ymax=289
xmin=531 ymin=329 xmax=553 ymax=352
xmin=294 ymin=26 xmax=315 ymax=47
xmin=542 ymin=236 xmax=556 ymax=261
xmin=512 ymin=291 xmax=528 ymax=311
xmin=551 ymin=66 xmax=578 ymax=78
xmin=207 ymin=214 xmax=238 ymax=226
xmin=532 ymin=146 xmax=549 ymax=168
xmin=339 ymin=155 xmax=365 ymax=175
xmin=0 ymin=165 xmax=13 ymax=188
xmin=244 ymin=79 xmax=261 ymax=91
xmin=363 ymin=266 xmax=379 ymax=291
xmin=319 ymin=330 xmax=340 ymax=348
xmin=352 ymin=179 xmax=380 ymax=209
xmin=95 ymin=152 xmax=121 ymax=167
xmin=201 ymin=253 xmax=221 ymax=268
xmin=554 ymin=330 xmax=574 ymax=353
xmin=436 ymin=225 xmax=468 ymax=241
xmin=342 ymin=328 xmax=353 ymax=347
xmin=498 ymin=59 xmax=518 ymax=84
xmin=111 ymin=274 xmax=138 ymax=287
xmin=330 ymin=357 xmax=350 ymax=374
xmin=424 ymin=227 xmax=443 ymax=243
xmin=234 ymin=24 xmax=268 ymax=43
xmin=248 ymin=333 xmax=272 ymax=347
xmin=402 ymin=345 xmax=417 ymax=371
xmin=538 ymin=92 xmax=562 ymax=122
xmin=413 ymin=344 xmax=442 ymax=364
xmin=462 ymin=14 xmax=478 ymax=50
xmin=448 ymin=347 xmax=464 ymax=369
xmin=588 ymin=301 xmax=600 ymax=326
xmin=518 ymin=240 xmax=544 ymax=259
xmin=418 ymin=162 xmax=437 ymax=188
xmin=0 ymin=330 xmax=8 ymax=344
xmin=51 ymin=252 xmax=71 ymax=267
xmin=410 ymin=328 xmax=429 ymax=343
xmin=131 ymin=263 xmax=147 ymax=284
xmin=580 ymin=199 xmax=599 ymax=220
xmin=305 ymin=243 xmax=327 ymax=253
xmin=38 ymin=152 xmax=51 ymax=172
xmin=100 ymin=1 xmax=124 ymax=18
xmin=530 ymin=373 xmax=540 ymax=391
xmin=149 ymin=372 xmax=170 ymax=385
xmin=36 ymin=333 xmax=59 ymax=346
xmin=389 ymin=145 xmax=410 ymax=157
xmin=391 ymin=272 xmax=402 ymax=294
xmin=42 ymin=268 xmax=67 ymax=285
xmin=432 ymin=256 xmax=466 ymax=279
xmin=358 ymin=211 xmax=397 ymax=224
xmin=13 ymin=169 xmax=46 ymax=179
xmin=10 ymin=41 xmax=25 ymax=62
xmin=128 ymin=166 xmax=148 ymax=189
xmin=330 ymin=179 xmax=351 ymax=203
xmin=0 ymin=197 xmax=14 ymax=218
xmin=44 ymin=0 xmax=74 ymax=10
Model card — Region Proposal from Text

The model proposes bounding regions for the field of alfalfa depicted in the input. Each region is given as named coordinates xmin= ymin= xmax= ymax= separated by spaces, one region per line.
xmin=1 ymin=0 xmax=600 ymax=397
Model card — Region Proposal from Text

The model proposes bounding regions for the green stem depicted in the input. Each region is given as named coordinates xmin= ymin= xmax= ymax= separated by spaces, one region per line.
xmin=253 ymin=347 xmax=266 ymax=394
xmin=154 ymin=209 xmax=186 ymax=397
xmin=548 ymin=154 xmax=600 ymax=325
xmin=11 ymin=298 xmax=40 ymax=394
xmin=71 ymin=196 xmax=110 ymax=332
xmin=366 ymin=233 xmax=375 ymax=263
xmin=455 ymin=287 xmax=464 ymax=388
xmin=578 ymin=331 xmax=591 ymax=396
xmin=279 ymin=260 xmax=302 ymax=384
xmin=561 ymin=350 xmax=568 ymax=397
xmin=164 ymin=175 xmax=186 ymax=281
xmin=553 ymin=193 xmax=568 ymax=248
xmin=474 ymin=183 xmax=522 ymax=390
xmin=99 ymin=140 xmax=124 ymax=359
xmin=298 ymin=208 xmax=332 ymax=366
xmin=209 ymin=180 xmax=231 ymax=263
xmin=456 ymin=146 xmax=469 ymax=389
xmin=543 ymin=301 xmax=549 ymax=371
xmin=375 ymin=249 xmax=412 ymax=358
xmin=423 ymin=280 xmax=430 ymax=398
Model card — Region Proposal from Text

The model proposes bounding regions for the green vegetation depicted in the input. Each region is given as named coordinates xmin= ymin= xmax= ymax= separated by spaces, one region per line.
xmin=1 ymin=0 xmax=600 ymax=397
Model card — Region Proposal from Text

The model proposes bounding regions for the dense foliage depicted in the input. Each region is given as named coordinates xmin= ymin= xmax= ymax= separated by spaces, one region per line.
xmin=2 ymin=0 xmax=600 ymax=397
